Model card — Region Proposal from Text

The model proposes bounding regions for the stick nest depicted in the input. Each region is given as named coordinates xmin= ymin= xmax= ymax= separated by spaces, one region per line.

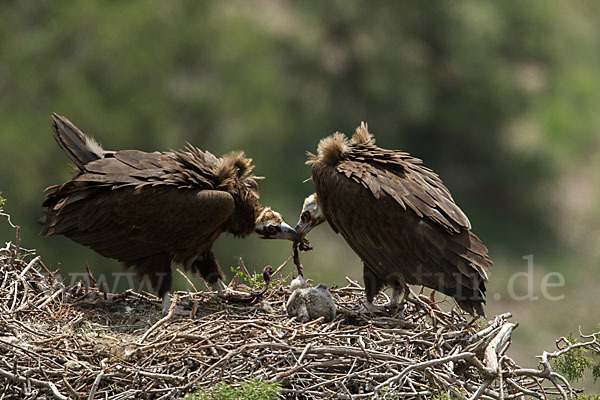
xmin=0 ymin=227 xmax=588 ymax=399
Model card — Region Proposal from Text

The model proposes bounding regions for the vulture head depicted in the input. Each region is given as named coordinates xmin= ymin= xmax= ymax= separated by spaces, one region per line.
xmin=255 ymin=207 xmax=299 ymax=241
xmin=295 ymin=193 xmax=326 ymax=237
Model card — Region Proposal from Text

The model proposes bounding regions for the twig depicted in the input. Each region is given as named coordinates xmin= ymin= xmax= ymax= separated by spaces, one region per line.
xmin=138 ymin=294 xmax=178 ymax=344
xmin=176 ymin=268 xmax=198 ymax=292
xmin=484 ymin=323 xmax=516 ymax=374
xmin=374 ymin=352 xmax=476 ymax=394
xmin=0 ymin=367 xmax=69 ymax=400
xmin=271 ymin=255 xmax=292 ymax=278
xmin=88 ymin=368 xmax=105 ymax=400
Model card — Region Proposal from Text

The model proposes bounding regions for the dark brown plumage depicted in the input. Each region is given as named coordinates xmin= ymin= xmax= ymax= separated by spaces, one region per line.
xmin=296 ymin=123 xmax=493 ymax=316
xmin=41 ymin=113 xmax=298 ymax=304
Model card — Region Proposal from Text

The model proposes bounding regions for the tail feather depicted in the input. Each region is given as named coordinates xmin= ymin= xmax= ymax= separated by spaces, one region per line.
xmin=51 ymin=113 xmax=104 ymax=170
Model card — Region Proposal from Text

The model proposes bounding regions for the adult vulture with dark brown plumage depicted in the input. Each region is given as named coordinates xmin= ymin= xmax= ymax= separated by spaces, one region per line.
xmin=295 ymin=123 xmax=493 ymax=316
xmin=41 ymin=113 xmax=298 ymax=312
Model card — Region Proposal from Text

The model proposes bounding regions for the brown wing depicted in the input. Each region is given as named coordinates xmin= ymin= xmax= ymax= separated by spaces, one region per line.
xmin=340 ymin=145 xmax=471 ymax=234
xmin=42 ymin=187 xmax=235 ymax=264
xmin=42 ymin=145 xmax=227 ymax=260
xmin=313 ymin=159 xmax=492 ymax=315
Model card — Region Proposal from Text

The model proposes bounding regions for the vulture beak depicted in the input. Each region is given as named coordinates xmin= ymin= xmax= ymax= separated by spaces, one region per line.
xmin=294 ymin=218 xmax=314 ymax=237
xmin=295 ymin=193 xmax=325 ymax=239
xmin=256 ymin=221 xmax=300 ymax=241
xmin=295 ymin=209 xmax=325 ymax=237
xmin=276 ymin=222 xmax=300 ymax=241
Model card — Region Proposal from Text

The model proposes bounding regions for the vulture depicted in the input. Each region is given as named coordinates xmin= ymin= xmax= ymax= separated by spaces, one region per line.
xmin=295 ymin=123 xmax=493 ymax=316
xmin=41 ymin=113 xmax=299 ymax=311
xmin=286 ymin=279 xmax=336 ymax=323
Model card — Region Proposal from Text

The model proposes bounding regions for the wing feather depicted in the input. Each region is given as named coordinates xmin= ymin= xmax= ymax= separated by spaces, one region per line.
xmin=313 ymin=153 xmax=491 ymax=315
xmin=43 ymin=187 xmax=235 ymax=264
xmin=337 ymin=147 xmax=470 ymax=233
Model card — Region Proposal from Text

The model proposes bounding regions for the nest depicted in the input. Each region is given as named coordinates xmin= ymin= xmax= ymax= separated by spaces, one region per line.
xmin=0 ymin=221 xmax=584 ymax=399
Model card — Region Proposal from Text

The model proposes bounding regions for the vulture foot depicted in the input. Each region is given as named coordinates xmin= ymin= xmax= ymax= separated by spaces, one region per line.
xmin=359 ymin=301 xmax=387 ymax=314
xmin=385 ymin=301 xmax=407 ymax=319
xmin=161 ymin=293 xmax=190 ymax=316
xmin=359 ymin=300 xmax=406 ymax=319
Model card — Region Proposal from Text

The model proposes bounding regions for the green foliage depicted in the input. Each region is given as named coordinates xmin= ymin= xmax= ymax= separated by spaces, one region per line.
xmin=0 ymin=192 xmax=5 ymax=212
xmin=229 ymin=264 xmax=287 ymax=294
xmin=594 ymin=363 xmax=600 ymax=383
xmin=183 ymin=378 xmax=281 ymax=400
xmin=552 ymin=334 xmax=600 ymax=383
xmin=432 ymin=394 xmax=451 ymax=400
xmin=577 ymin=395 xmax=600 ymax=400
xmin=431 ymin=391 xmax=468 ymax=400
xmin=230 ymin=265 xmax=263 ymax=290
xmin=379 ymin=388 xmax=461 ymax=399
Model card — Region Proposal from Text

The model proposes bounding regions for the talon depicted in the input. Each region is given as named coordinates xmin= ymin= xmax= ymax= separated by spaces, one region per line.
xmin=359 ymin=301 xmax=388 ymax=314
xmin=359 ymin=299 xmax=405 ymax=318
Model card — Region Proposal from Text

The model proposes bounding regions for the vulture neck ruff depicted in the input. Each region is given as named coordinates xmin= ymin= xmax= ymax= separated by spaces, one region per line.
xmin=310 ymin=122 xmax=377 ymax=167
xmin=217 ymin=151 xmax=262 ymax=237
xmin=166 ymin=148 xmax=262 ymax=237
xmin=312 ymin=133 xmax=350 ymax=167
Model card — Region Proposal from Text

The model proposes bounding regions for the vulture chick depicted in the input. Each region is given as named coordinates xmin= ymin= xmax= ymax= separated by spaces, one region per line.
xmin=295 ymin=123 xmax=493 ymax=317
xmin=286 ymin=280 xmax=336 ymax=323
xmin=41 ymin=113 xmax=299 ymax=312
xmin=289 ymin=273 xmax=307 ymax=292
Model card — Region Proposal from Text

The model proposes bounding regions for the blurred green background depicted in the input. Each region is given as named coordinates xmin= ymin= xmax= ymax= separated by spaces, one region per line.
xmin=1 ymin=0 xmax=599 ymax=391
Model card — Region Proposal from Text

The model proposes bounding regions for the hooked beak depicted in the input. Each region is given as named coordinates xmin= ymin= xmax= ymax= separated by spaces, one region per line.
xmin=295 ymin=219 xmax=314 ymax=238
xmin=279 ymin=222 xmax=300 ymax=241
xmin=257 ymin=221 xmax=300 ymax=241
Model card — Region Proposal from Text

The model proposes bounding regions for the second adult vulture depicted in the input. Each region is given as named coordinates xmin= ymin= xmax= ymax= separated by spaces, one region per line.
xmin=41 ymin=113 xmax=299 ymax=311
xmin=295 ymin=123 xmax=493 ymax=316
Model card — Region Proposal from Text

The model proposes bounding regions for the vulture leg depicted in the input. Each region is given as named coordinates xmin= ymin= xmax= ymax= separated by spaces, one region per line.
xmin=387 ymin=283 xmax=408 ymax=319
xmin=361 ymin=266 xmax=407 ymax=317
xmin=190 ymin=251 xmax=226 ymax=288
xmin=190 ymin=251 xmax=258 ymax=300
xmin=190 ymin=250 xmax=244 ymax=297
xmin=360 ymin=265 xmax=387 ymax=313
xmin=127 ymin=254 xmax=173 ymax=314
xmin=388 ymin=284 xmax=403 ymax=310
xmin=214 ymin=278 xmax=227 ymax=293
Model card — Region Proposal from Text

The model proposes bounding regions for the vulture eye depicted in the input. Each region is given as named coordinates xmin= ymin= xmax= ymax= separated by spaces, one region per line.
xmin=301 ymin=211 xmax=311 ymax=223
xmin=266 ymin=225 xmax=278 ymax=234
